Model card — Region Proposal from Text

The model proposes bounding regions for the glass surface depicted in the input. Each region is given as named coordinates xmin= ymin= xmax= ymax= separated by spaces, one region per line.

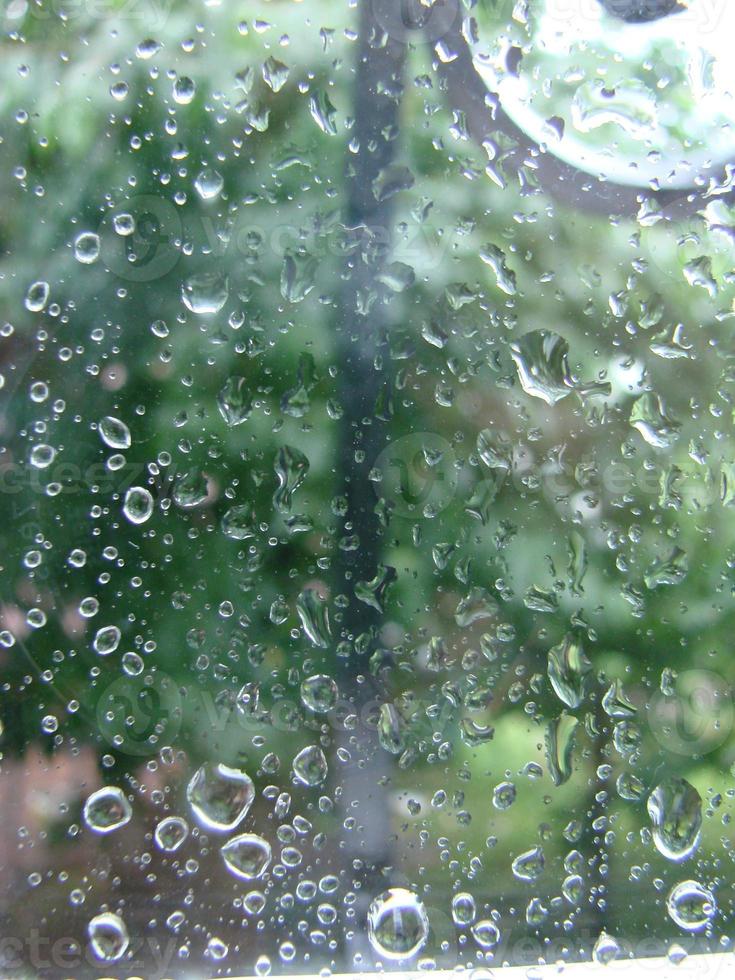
xmin=0 ymin=0 xmax=733 ymax=976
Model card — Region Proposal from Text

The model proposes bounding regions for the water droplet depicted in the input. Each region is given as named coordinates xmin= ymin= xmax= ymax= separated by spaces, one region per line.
xmin=545 ymin=712 xmax=578 ymax=787
xmin=372 ymin=164 xmax=415 ymax=203
xmin=181 ymin=272 xmax=229 ymax=314
xmin=173 ymin=469 xmax=209 ymax=508
xmin=99 ymin=415 xmax=131 ymax=450
xmin=300 ymin=674 xmax=338 ymax=713
xmin=154 ymin=816 xmax=189 ymax=852
xmin=367 ymin=888 xmax=429 ymax=961
xmin=29 ymin=444 xmax=55 ymax=469
xmin=511 ymin=846 xmax=545 ymax=882
xmin=472 ymin=919 xmax=501 ymax=949
xmin=547 ymin=633 xmax=591 ymax=709
xmin=451 ymin=891 xmax=476 ymax=926
xmin=113 ymin=212 xmax=135 ymax=236
xmin=262 ymin=56 xmax=290 ymax=93
xmin=480 ymin=243 xmax=517 ymax=295
xmin=187 ymin=763 xmax=255 ymax=832
xmin=194 ymin=168 xmax=224 ymax=201
xmin=630 ymin=393 xmax=680 ymax=449
xmin=667 ymin=880 xmax=716 ymax=931
xmin=221 ymin=504 xmax=257 ymax=540
xmin=221 ymin=833 xmax=272 ymax=880
xmin=647 ymin=777 xmax=702 ymax=862
xmin=510 ymin=330 xmax=610 ymax=405
xmin=123 ymin=486 xmax=153 ymax=525
xmin=87 ymin=912 xmax=129 ymax=962
xmin=25 ymin=280 xmax=49 ymax=312
xmin=83 ymin=786 xmax=132 ymax=834
xmin=207 ymin=936 xmax=229 ymax=960
xmin=308 ymin=89 xmax=337 ymax=135
xmin=217 ymin=376 xmax=252 ymax=426
xmin=280 ymin=251 xmax=318 ymax=304
xmin=109 ymin=81 xmax=129 ymax=102
xmin=292 ymin=744 xmax=328 ymax=786
xmin=93 ymin=625 xmax=121 ymax=656
xmin=592 ymin=930 xmax=621 ymax=965
xmin=274 ymin=445 xmax=309 ymax=513
xmin=136 ymin=38 xmax=161 ymax=59
xmin=492 ymin=781 xmax=517 ymax=810
xmin=74 ymin=232 xmax=100 ymax=264
xmin=173 ymin=75 xmax=196 ymax=105
xmin=296 ymin=588 xmax=331 ymax=648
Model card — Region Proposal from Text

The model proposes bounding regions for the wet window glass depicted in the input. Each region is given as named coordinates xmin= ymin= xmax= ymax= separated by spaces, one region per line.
xmin=0 ymin=0 xmax=733 ymax=975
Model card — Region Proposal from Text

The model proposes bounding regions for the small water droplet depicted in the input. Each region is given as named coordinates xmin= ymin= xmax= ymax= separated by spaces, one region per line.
xmin=154 ymin=816 xmax=189 ymax=852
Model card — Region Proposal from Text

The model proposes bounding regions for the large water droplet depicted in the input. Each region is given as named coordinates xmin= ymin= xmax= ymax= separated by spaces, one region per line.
xmin=547 ymin=633 xmax=591 ymax=709
xmin=511 ymin=846 xmax=545 ymax=882
xmin=29 ymin=444 xmax=55 ymax=469
xmin=221 ymin=833 xmax=272 ymax=880
xmin=93 ymin=625 xmax=121 ymax=655
xmin=187 ymin=763 xmax=255 ymax=832
xmin=222 ymin=504 xmax=257 ymax=540
xmin=194 ymin=168 xmax=224 ymax=201
xmin=262 ymin=56 xmax=290 ymax=93
xmin=74 ymin=231 xmax=101 ymax=264
xmin=451 ymin=891 xmax=476 ymax=926
xmin=592 ymin=930 xmax=622 ymax=965
xmin=173 ymin=469 xmax=209 ymax=508
xmin=647 ymin=777 xmax=702 ymax=862
xmin=87 ymin=912 xmax=129 ymax=962
xmin=667 ymin=880 xmax=716 ymax=932
xmin=630 ymin=393 xmax=680 ymax=449
xmin=367 ymin=888 xmax=429 ymax=961
xmin=83 ymin=786 xmax=132 ymax=834
xmin=300 ymin=674 xmax=338 ymax=713
xmin=471 ymin=919 xmax=501 ymax=949
xmin=510 ymin=330 xmax=610 ymax=405
xmin=181 ymin=272 xmax=229 ymax=314
xmin=296 ymin=588 xmax=331 ymax=648
xmin=274 ymin=445 xmax=309 ymax=513
xmin=292 ymin=744 xmax=328 ymax=786
xmin=99 ymin=415 xmax=131 ymax=450
xmin=173 ymin=75 xmax=196 ymax=104
xmin=123 ymin=486 xmax=154 ymax=525
xmin=308 ymin=89 xmax=337 ymax=135
xmin=25 ymin=280 xmax=49 ymax=312
xmin=217 ymin=376 xmax=252 ymax=426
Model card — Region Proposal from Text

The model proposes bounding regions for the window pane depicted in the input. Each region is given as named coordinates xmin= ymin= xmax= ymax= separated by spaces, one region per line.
xmin=0 ymin=0 xmax=732 ymax=975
